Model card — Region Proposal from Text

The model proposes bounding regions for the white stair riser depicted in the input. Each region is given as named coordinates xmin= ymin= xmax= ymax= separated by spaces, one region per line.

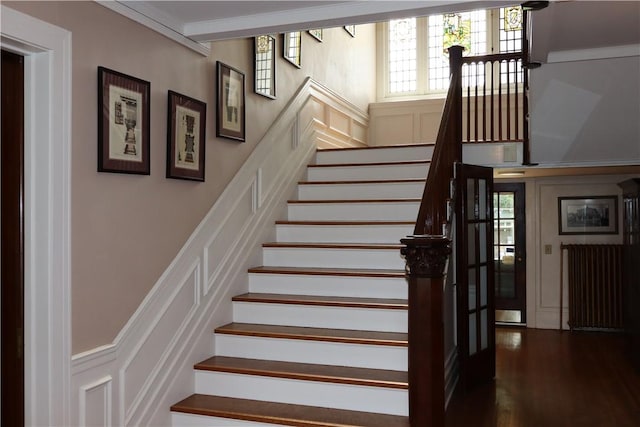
xmin=297 ymin=181 xmax=424 ymax=200
xmin=215 ymin=334 xmax=407 ymax=371
xmin=307 ymin=164 xmax=428 ymax=182
xmin=276 ymin=223 xmax=413 ymax=244
xmin=316 ymin=146 xmax=433 ymax=165
xmin=195 ymin=371 xmax=408 ymax=416
xmin=248 ymin=273 xmax=407 ymax=299
xmin=287 ymin=201 xmax=419 ymax=221
xmin=262 ymin=247 xmax=405 ymax=270
xmin=172 ymin=413 xmax=273 ymax=427
xmin=232 ymin=302 xmax=407 ymax=333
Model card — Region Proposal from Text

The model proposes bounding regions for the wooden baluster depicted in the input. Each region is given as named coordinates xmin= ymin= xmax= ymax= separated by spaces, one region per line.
xmin=491 ymin=61 xmax=495 ymax=142
xmin=506 ymin=60 xmax=511 ymax=141
xmin=482 ymin=62 xmax=487 ymax=142
xmin=466 ymin=65 xmax=471 ymax=143
xmin=515 ymin=60 xmax=520 ymax=140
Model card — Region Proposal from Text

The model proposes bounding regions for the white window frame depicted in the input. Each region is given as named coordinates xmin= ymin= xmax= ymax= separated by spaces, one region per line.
xmin=377 ymin=8 xmax=521 ymax=101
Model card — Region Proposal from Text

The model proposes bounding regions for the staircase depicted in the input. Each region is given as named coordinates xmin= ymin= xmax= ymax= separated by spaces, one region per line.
xmin=171 ymin=143 xmax=434 ymax=427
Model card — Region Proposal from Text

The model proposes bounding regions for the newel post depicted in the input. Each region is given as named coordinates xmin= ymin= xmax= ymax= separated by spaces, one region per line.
xmin=401 ymin=235 xmax=451 ymax=427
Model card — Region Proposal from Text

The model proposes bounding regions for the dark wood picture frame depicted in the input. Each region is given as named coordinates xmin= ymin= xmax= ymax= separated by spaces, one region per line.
xmin=166 ymin=90 xmax=206 ymax=181
xmin=254 ymin=35 xmax=276 ymax=99
xmin=344 ymin=25 xmax=356 ymax=37
xmin=216 ymin=61 xmax=246 ymax=142
xmin=283 ymin=31 xmax=302 ymax=68
xmin=558 ymin=195 xmax=619 ymax=235
xmin=308 ymin=29 xmax=323 ymax=42
xmin=97 ymin=66 xmax=150 ymax=174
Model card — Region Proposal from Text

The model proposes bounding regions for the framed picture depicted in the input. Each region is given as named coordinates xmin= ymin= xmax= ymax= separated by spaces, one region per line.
xmin=308 ymin=29 xmax=323 ymax=42
xmin=558 ymin=196 xmax=619 ymax=235
xmin=216 ymin=61 xmax=245 ymax=142
xmin=283 ymin=31 xmax=302 ymax=68
xmin=166 ymin=90 xmax=206 ymax=181
xmin=97 ymin=66 xmax=150 ymax=174
xmin=344 ymin=25 xmax=356 ymax=37
xmin=254 ymin=35 xmax=276 ymax=99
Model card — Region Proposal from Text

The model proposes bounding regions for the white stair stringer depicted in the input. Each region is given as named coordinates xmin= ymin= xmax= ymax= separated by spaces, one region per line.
xmin=172 ymin=144 xmax=432 ymax=426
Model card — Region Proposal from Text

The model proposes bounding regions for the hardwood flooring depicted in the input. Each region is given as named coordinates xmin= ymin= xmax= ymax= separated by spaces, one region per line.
xmin=446 ymin=328 xmax=640 ymax=427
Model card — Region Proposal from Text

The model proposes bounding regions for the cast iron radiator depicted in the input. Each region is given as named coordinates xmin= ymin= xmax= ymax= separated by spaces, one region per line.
xmin=561 ymin=244 xmax=624 ymax=331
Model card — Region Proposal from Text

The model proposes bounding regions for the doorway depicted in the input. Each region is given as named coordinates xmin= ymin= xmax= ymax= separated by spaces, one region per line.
xmin=493 ymin=183 xmax=526 ymax=325
xmin=1 ymin=48 xmax=25 ymax=427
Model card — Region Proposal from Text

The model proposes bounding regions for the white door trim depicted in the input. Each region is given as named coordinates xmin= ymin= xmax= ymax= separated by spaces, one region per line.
xmin=1 ymin=6 xmax=72 ymax=426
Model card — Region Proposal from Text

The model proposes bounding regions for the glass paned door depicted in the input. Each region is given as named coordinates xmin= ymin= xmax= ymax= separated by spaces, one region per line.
xmin=493 ymin=183 xmax=526 ymax=324
xmin=456 ymin=163 xmax=495 ymax=390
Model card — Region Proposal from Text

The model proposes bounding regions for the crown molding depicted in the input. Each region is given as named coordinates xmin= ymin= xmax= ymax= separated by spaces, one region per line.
xmin=96 ymin=1 xmax=210 ymax=56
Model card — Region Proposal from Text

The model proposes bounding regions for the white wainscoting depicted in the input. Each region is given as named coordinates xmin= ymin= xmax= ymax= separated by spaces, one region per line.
xmin=369 ymin=96 xmax=524 ymax=150
xmin=70 ymin=78 xmax=369 ymax=426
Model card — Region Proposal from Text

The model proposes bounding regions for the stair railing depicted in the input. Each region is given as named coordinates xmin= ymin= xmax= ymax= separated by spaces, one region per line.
xmin=401 ymin=45 xmax=463 ymax=427
xmin=402 ymin=43 xmax=526 ymax=427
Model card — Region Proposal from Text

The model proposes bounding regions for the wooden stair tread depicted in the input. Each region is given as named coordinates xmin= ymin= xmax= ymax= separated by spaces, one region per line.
xmin=318 ymin=143 xmax=434 ymax=152
xmin=232 ymin=293 xmax=407 ymax=309
xmin=262 ymin=242 xmax=403 ymax=249
xmin=171 ymin=394 xmax=410 ymax=427
xmin=298 ymin=178 xmax=425 ymax=185
xmin=309 ymin=160 xmax=430 ymax=168
xmin=276 ymin=220 xmax=413 ymax=226
xmin=195 ymin=356 xmax=408 ymax=389
xmin=215 ymin=323 xmax=407 ymax=347
xmin=248 ymin=266 xmax=405 ymax=278
xmin=287 ymin=198 xmax=420 ymax=204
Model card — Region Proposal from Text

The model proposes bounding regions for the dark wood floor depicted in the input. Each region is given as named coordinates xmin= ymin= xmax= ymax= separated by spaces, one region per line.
xmin=446 ymin=328 xmax=640 ymax=427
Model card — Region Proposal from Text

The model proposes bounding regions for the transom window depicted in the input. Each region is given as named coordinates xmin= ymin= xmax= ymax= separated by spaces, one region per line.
xmin=382 ymin=7 xmax=523 ymax=98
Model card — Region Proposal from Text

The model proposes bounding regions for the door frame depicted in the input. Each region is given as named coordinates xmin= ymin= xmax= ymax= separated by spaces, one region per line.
xmin=493 ymin=182 xmax=527 ymax=324
xmin=1 ymin=6 xmax=72 ymax=426
xmin=2 ymin=48 xmax=26 ymax=427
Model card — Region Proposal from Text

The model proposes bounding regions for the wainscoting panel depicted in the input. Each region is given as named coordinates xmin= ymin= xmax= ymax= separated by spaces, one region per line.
xmin=70 ymin=78 xmax=369 ymax=426
xmin=122 ymin=261 xmax=200 ymax=425
xmin=204 ymin=187 xmax=254 ymax=295
xmin=79 ymin=376 xmax=112 ymax=427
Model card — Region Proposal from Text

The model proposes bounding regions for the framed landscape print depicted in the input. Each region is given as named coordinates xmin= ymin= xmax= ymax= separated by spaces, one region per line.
xmin=216 ymin=61 xmax=246 ymax=142
xmin=558 ymin=196 xmax=619 ymax=235
xmin=166 ymin=90 xmax=206 ymax=181
xmin=97 ymin=66 xmax=150 ymax=174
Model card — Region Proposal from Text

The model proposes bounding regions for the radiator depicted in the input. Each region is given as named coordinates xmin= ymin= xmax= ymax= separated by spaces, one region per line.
xmin=560 ymin=244 xmax=624 ymax=331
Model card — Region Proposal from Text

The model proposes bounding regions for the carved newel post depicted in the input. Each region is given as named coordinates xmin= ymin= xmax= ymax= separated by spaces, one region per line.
xmin=401 ymin=235 xmax=451 ymax=427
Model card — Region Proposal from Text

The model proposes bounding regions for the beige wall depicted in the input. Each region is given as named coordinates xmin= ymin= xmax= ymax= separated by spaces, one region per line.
xmin=6 ymin=1 xmax=376 ymax=354
xmin=497 ymin=173 xmax=636 ymax=330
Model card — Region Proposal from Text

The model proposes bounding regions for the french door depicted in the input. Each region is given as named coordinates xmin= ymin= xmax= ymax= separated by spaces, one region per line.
xmin=456 ymin=163 xmax=495 ymax=390
xmin=493 ymin=183 xmax=527 ymax=324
